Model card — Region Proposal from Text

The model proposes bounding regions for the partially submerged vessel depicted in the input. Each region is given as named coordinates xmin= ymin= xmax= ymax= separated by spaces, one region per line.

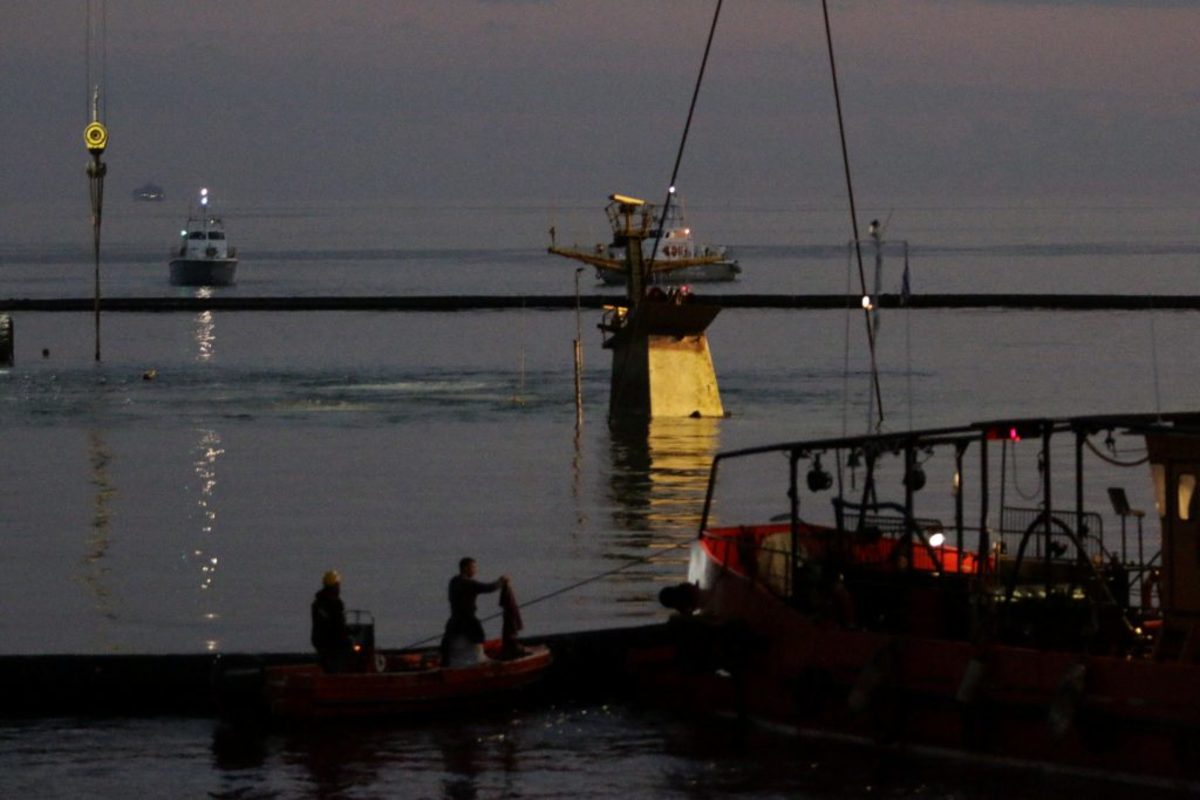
xmin=650 ymin=412 xmax=1200 ymax=785
xmin=593 ymin=199 xmax=739 ymax=285
xmin=549 ymin=194 xmax=725 ymax=420
xmin=169 ymin=188 xmax=238 ymax=286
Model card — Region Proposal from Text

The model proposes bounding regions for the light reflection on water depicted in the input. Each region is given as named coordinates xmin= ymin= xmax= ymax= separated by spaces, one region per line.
xmin=81 ymin=429 xmax=116 ymax=643
xmin=607 ymin=417 xmax=720 ymax=534
xmin=191 ymin=291 xmax=223 ymax=649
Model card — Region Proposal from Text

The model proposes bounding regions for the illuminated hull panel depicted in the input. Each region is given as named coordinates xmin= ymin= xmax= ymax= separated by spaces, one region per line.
xmin=605 ymin=302 xmax=724 ymax=420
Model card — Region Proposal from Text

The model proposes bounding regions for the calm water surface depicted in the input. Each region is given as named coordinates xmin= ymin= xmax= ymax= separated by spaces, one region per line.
xmin=2 ymin=202 xmax=1199 ymax=796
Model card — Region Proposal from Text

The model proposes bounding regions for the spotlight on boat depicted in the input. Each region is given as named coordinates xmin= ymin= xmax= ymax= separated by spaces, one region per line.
xmin=904 ymin=464 xmax=926 ymax=492
xmin=861 ymin=295 xmax=873 ymax=310
xmin=807 ymin=456 xmax=833 ymax=492
xmin=929 ymin=531 xmax=946 ymax=548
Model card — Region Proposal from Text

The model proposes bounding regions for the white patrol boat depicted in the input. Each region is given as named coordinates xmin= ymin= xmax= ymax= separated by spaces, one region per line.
xmin=169 ymin=188 xmax=238 ymax=286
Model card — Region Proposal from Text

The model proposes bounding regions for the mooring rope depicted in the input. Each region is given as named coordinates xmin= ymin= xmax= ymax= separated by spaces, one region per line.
xmin=399 ymin=538 xmax=694 ymax=650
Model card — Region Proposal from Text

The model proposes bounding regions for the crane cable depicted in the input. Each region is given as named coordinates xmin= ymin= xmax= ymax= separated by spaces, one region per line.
xmin=821 ymin=0 xmax=885 ymax=431
xmin=648 ymin=0 xmax=724 ymax=275
xmin=85 ymin=0 xmax=108 ymax=362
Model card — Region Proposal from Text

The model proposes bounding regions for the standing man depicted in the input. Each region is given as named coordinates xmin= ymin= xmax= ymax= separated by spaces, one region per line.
xmin=441 ymin=557 xmax=508 ymax=666
xmin=311 ymin=570 xmax=352 ymax=673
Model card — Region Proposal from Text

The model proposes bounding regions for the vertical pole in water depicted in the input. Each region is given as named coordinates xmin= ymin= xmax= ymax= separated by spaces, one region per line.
xmin=574 ymin=268 xmax=584 ymax=428
xmin=84 ymin=88 xmax=108 ymax=362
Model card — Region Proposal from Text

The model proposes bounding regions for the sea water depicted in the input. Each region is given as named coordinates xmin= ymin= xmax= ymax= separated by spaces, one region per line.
xmin=1 ymin=199 xmax=1199 ymax=797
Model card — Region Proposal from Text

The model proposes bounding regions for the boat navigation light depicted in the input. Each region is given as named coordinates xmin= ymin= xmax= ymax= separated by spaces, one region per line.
xmin=180 ymin=229 xmax=187 ymax=237
xmin=668 ymin=185 xmax=676 ymax=194
xmin=861 ymin=295 xmax=873 ymax=311
xmin=929 ymin=532 xmax=946 ymax=548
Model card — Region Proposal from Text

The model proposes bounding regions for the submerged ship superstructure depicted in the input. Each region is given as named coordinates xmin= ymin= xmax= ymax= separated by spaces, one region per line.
xmin=549 ymin=194 xmax=725 ymax=421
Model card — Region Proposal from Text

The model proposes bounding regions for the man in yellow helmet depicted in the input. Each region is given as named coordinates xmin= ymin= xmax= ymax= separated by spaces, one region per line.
xmin=311 ymin=570 xmax=352 ymax=672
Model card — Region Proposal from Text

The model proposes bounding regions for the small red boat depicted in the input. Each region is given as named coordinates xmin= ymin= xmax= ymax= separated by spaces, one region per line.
xmin=264 ymin=640 xmax=552 ymax=719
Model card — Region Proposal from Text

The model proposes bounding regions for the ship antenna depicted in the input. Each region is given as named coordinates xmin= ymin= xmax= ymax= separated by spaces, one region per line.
xmin=648 ymin=0 xmax=724 ymax=272
xmin=822 ymin=0 xmax=884 ymax=432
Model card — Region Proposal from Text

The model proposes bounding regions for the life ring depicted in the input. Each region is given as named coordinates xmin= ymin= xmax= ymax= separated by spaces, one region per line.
xmin=84 ymin=121 xmax=108 ymax=153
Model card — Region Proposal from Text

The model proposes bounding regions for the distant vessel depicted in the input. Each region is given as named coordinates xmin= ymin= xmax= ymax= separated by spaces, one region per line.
xmin=169 ymin=188 xmax=238 ymax=287
xmin=132 ymin=182 xmax=164 ymax=202
xmin=578 ymin=197 xmax=740 ymax=286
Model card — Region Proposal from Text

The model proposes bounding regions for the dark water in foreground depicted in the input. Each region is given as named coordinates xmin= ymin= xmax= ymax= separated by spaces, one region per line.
xmin=2 ymin=705 xmax=1186 ymax=799
xmin=3 ymin=201 xmax=1200 ymax=796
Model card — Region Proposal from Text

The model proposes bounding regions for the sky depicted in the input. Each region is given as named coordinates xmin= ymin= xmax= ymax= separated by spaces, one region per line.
xmin=1 ymin=0 xmax=1197 ymax=214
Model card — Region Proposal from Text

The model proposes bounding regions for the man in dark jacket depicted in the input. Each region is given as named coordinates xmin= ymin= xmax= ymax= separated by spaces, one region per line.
xmin=311 ymin=570 xmax=353 ymax=672
xmin=441 ymin=557 xmax=507 ymax=666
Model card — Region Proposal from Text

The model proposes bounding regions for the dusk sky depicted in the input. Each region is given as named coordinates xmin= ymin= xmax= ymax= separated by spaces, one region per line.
xmin=2 ymin=1 xmax=1197 ymax=213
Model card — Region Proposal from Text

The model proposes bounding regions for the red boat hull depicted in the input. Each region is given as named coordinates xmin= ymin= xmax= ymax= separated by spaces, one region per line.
xmin=264 ymin=643 xmax=552 ymax=719
xmin=643 ymin=540 xmax=1200 ymax=784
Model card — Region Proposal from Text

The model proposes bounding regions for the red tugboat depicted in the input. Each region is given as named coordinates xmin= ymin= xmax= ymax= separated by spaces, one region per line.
xmin=653 ymin=413 xmax=1200 ymax=786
